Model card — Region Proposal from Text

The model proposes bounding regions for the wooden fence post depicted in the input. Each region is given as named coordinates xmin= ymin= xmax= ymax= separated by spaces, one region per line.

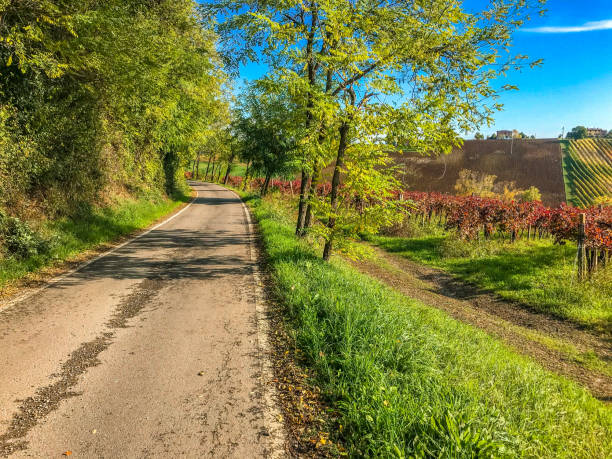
xmin=577 ymin=213 xmax=586 ymax=281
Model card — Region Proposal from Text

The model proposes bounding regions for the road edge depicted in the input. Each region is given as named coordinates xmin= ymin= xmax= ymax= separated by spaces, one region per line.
xmin=225 ymin=185 xmax=288 ymax=458
xmin=0 ymin=185 xmax=199 ymax=315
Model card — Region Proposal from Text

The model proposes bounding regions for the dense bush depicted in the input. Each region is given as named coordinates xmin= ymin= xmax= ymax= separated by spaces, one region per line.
xmin=0 ymin=212 xmax=48 ymax=259
xmin=0 ymin=0 xmax=227 ymax=217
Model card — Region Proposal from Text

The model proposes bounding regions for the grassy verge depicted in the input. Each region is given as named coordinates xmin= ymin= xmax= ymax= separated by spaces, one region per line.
xmin=0 ymin=187 xmax=191 ymax=291
xmin=244 ymin=193 xmax=611 ymax=458
xmin=365 ymin=227 xmax=611 ymax=333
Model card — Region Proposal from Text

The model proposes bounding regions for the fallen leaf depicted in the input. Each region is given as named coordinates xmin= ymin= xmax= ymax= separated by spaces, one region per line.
xmin=63 ymin=452 xmax=72 ymax=456
xmin=197 ymin=371 xmax=204 ymax=376
xmin=92 ymin=429 xmax=97 ymax=434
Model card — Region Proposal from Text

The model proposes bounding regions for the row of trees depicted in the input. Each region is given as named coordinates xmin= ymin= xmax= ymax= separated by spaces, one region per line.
xmin=209 ymin=0 xmax=547 ymax=260
xmin=474 ymin=132 xmax=536 ymax=139
xmin=0 ymin=0 xmax=229 ymax=218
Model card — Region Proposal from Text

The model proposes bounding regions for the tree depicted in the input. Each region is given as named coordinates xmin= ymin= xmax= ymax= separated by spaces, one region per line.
xmin=606 ymin=130 xmax=612 ymax=138
xmin=309 ymin=0 xmax=546 ymax=260
xmin=1 ymin=0 xmax=228 ymax=214
xmin=475 ymin=133 xmax=484 ymax=140
xmin=519 ymin=186 xmax=542 ymax=202
xmin=232 ymin=83 xmax=300 ymax=195
xmin=566 ymin=126 xmax=587 ymax=139
xmin=211 ymin=0 xmax=546 ymax=260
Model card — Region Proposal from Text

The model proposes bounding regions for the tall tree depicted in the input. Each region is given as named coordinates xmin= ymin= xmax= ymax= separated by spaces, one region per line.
xmin=232 ymin=83 xmax=300 ymax=194
xmin=209 ymin=0 xmax=547 ymax=260
xmin=566 ymin=126 xmax=588 ymax=139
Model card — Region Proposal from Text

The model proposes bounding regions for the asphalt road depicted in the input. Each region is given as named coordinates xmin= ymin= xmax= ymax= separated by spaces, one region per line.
xmin=0 ymin=182 xmax=282 ymax=458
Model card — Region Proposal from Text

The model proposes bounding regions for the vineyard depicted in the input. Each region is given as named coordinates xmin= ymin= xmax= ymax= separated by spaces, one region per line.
xmin=226 ymin=175 xmax=612 ymax=275
xmin=561 ymin=139 xmax=612 ymax=208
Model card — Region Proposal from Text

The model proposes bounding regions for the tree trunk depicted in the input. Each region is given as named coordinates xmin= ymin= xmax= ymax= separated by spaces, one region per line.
xmin=223 ymin=154 xmax=235 ymax=185
xmin=296 ymin=169 xmax=310 ymax=235
xmin=216 ymin=163 xmax=223 ymax=182
xmin=323 ymin=121 xmax=350 ymax=261
xmin=261 ymin=173 xmax=271 ymax=196
xmin=304 ymin=68 xmax=333 ymax=233
xmin=296 ymin=6 xmax=319 ymax=236
xmin=242 ymin=160 xmax=251 ymax=191
xmin=304 ymin=161 xmax=320 ymax=230
xmin=204 ymin=156 xmax=212 ymax=180
xmin=195 ymin=154 xmax=201 ymax=180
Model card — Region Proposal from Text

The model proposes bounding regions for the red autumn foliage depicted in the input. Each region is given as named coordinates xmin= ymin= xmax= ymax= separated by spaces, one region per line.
xmin=398 ymin=191 xmax=612 ymax=250
xmin=222 ymin=175 xmax=612 ymax=250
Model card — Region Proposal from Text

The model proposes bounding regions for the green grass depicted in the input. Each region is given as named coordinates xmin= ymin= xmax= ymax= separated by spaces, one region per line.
xmin=366 ymin=231 xmax=612 ymax=333
xmin=229 ymin=163 xmax=249 ymax=178
xmin=244 ymin=194 xmax=611 ymax=458
xmin=0 ymin=187 xmax=190 ymax=289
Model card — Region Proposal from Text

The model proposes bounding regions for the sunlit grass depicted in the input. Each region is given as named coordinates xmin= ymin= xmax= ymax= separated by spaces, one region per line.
xmin=244 ymin=194 xmax=611 ymax=458
xmin=367 ymin=232 xmax=612 ymax=333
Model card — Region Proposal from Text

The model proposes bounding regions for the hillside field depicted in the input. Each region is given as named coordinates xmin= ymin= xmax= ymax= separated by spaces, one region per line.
xmin=391 ymin=139 xmax=567 ymax=206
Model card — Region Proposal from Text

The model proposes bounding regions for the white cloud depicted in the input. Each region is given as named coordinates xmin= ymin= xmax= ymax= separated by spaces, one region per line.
xmin=524 ymin=19 xmax=612 ymax=33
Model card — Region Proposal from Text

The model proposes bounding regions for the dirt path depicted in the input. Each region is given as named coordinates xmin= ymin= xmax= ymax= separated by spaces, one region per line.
xmin=0 ymin=182 xmax=285 ymax=457
xmin=352 ymin=247 xmax=612 ymax=401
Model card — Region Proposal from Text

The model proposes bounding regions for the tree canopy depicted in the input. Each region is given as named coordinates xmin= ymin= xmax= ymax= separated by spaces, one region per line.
xmin=0 ymin=0 xmax=228 ymax=215
xmin=566 ymin=126 xmax=588 ymax=139
xmin=210 ymin=0 xmax=547 ymax=259
xmin=232 ymin=82 xmax=301 ymax=193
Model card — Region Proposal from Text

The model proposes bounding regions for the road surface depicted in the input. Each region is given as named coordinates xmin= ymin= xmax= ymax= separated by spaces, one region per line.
xmin=0 ymin=182 xmax=283 ymax=458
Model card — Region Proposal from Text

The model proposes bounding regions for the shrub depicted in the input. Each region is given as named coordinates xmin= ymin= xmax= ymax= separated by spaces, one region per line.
xmin=592 ymin=195 xmax=612 ymax=207
xmin=454 ymin=169 xmax=497 ymax=197
xmin=519 ymin=186 xmax=542 ymax=202
xmin=0 ymin=212 xmax=49 ymax=259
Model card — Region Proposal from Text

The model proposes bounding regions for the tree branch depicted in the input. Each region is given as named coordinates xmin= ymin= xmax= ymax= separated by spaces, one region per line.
xmin=331 ymin=62 xmax=378 ymax=96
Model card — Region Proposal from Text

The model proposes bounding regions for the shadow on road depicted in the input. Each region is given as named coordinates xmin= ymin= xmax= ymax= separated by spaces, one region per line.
xmin=47 ymin=187 xmax=253 ymax=287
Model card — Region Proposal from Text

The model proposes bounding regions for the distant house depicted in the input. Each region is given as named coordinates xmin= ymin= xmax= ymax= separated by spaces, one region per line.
xmin=586 ymin=128 xmax=608 ymax=138
xmin=496 ymin=129 xmax=519 ymax=139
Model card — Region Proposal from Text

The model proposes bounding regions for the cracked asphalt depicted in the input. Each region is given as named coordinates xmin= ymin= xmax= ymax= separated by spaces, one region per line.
xmin=0 ymin=182 xmax=281 ymax=458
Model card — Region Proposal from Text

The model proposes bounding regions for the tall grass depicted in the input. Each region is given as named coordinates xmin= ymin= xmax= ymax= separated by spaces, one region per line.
xmin=247 ymin=194 xmax=611 ymax=457
xmin=0 ymin=188 xmax=190 ymax=289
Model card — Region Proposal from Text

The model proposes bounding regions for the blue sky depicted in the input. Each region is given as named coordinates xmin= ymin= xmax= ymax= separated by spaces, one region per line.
xmin=230 ymin=0 xmax=612 ymax=139
xmin=471 ymin=0 xmax=612 ymax=139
